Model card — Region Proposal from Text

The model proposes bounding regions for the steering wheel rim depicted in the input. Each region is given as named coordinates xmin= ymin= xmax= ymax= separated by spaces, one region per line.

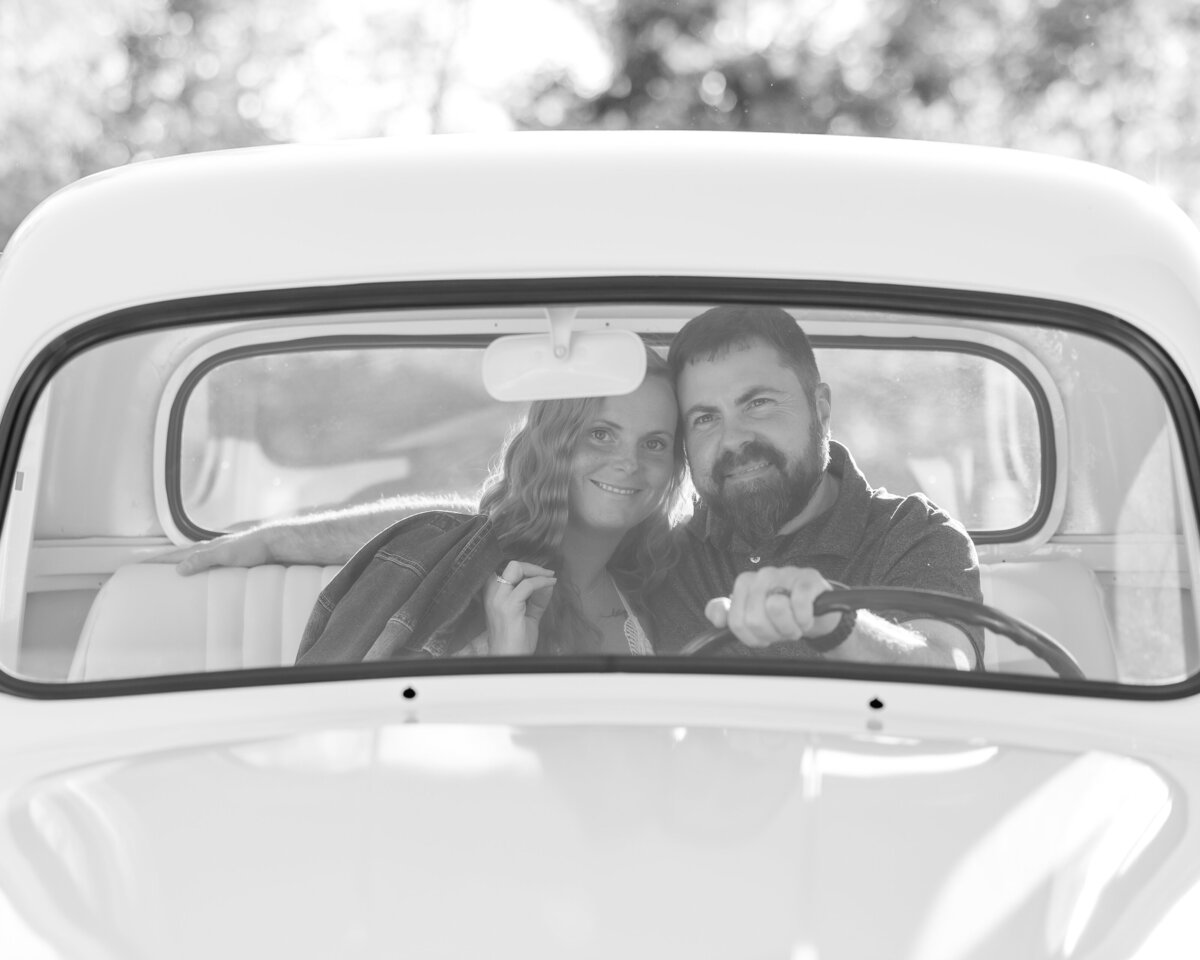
xmin=678 ymin=586 xmax=1086 ymax=680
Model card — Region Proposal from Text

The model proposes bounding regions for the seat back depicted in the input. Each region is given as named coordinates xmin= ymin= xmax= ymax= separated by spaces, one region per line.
xmin=978 ymin=558 xmax=1116 ymax=678
xmin=69 ymin=564 xmax=341 ymax=680
xmin=69 ymin=557 xmax=1117 ymax=680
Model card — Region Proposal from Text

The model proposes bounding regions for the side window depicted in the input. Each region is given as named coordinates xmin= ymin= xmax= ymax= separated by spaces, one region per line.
xmin=175 ymin=345 xmax=520 ymax=534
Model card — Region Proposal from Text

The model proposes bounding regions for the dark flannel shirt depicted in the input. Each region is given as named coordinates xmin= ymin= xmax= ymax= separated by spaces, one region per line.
xmin=650 ymin=442 xmax=983 ymax=660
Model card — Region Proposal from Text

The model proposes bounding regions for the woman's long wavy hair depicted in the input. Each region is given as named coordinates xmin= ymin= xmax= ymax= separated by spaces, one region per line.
xmin=477 ymin=347 xmax=686 ymax=653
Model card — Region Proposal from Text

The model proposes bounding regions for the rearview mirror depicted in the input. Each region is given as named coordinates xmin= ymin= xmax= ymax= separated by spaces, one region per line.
xmin=482 ymin=309 xmax=647 ymax=401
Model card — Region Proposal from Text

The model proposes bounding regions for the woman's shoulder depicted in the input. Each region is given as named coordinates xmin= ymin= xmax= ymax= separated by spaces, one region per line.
xmin=334 ymin=509 xmax=494 ymax=574
xmin=373 ymin=509 xmax=493 ymax=550
xmin=399 ymin=508 xmax=488 ymax=531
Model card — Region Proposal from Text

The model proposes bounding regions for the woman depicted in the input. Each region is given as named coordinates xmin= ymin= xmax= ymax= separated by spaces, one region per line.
xmin=295 ymin=347 xmax=685 ymax=663
xmin=474 ymin=348 xmax=684 ymax=656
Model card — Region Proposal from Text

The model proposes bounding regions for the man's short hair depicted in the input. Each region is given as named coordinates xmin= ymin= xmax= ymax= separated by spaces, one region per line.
xmin=668 ymin=305 xmax=821 ymax=394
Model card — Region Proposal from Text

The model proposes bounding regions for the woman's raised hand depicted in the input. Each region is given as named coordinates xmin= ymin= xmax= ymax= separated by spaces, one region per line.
xmin=483 ymin=561 xmax=557 ymax=655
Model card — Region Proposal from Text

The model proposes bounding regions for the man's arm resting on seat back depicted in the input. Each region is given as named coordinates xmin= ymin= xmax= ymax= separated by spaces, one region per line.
xmin=156 ymin=495 xmax=477 ymax=574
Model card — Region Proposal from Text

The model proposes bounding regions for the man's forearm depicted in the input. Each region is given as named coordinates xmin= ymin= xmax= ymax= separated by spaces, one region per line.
xmin=171 ymin=494 xmax=476 ymax=573
xmin=263 ymin=494 xmax=478 ymax=564
xmin=826 ymin=612 xmax=969 ymax=669
xmin=263 ymin=510 xmax=391 ymax=565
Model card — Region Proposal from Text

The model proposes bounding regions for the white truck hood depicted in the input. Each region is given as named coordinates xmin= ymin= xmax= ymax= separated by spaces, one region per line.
xmin=0 ymin=715 xmax=1185 ymax=959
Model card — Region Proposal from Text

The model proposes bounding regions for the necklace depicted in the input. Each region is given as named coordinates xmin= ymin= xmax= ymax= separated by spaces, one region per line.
xmin=579 ymin=573 xmax=653 ymax=656
xmin=580 ymin=572 xmax=627 ymax=622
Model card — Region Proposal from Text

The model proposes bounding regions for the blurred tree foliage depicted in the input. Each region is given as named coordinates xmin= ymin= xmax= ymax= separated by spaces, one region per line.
xmin=514 ymin=0 xmax=1200 ymax=210
xmin=0 ymin=0 xmax=473 ymax=246
xmin=1 ymin=0 xmax=290 ymax=244
xmin=2 ymin=0 xmax=1198 ymax=248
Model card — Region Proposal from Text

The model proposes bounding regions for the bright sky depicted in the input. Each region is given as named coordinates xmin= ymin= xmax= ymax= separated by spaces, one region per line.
xmin=273 ymin=0 xmax=615 ymax=139
xmin=262 ymin=0 xmax=870 ymax=139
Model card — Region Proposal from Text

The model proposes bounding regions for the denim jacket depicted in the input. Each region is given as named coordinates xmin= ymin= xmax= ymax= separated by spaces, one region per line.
xmin=296 ymin=511 xmax=501 ymax=664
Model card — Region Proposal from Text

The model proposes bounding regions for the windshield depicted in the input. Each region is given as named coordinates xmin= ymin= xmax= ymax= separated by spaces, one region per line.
xmin=4 ymin=300 xmax=1196 ymax=689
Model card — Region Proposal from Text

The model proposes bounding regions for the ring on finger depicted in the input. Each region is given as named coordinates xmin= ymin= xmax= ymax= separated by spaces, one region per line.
xmin=495 ymin=574 xmax=516 ymax=586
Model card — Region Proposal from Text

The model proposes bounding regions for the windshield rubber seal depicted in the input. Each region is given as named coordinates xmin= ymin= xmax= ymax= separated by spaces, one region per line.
xmin=0 ymin=275 xmax=1196 ymax=701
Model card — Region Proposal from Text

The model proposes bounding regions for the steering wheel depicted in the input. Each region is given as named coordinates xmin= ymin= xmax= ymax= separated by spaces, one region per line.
xmin=678 ymin=586 xmax=1086 ymax=680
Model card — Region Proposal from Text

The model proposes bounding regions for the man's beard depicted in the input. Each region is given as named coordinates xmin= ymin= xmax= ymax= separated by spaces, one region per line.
xmin=703 ymin=422 xmax=830 ymax=546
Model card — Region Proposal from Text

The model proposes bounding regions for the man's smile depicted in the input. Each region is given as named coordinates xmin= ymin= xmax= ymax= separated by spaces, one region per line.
xmin=591 ymin=479 xmax=641 ymax=496
xmin=723 ymin=460 xmax=774 ymax=482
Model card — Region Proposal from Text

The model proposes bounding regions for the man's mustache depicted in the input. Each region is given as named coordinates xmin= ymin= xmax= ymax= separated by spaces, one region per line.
xmin=711 ymin=441 xmax=787 ymax=488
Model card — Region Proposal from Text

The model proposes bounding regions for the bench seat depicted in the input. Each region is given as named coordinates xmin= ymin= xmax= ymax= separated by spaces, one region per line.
xmin=68 ymin=558 xmax=1117 ymax=680
xmin=69 ymin=564 xmax=341 ymax=680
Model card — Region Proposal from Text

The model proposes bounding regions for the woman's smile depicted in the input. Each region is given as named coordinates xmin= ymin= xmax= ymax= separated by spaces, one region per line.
xmin=590 ymin=478 xmax=642 ymax=496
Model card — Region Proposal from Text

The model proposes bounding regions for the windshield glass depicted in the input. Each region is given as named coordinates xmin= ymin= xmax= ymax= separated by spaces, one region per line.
xmin=5 ymin=301 xmax=1196 ymax=688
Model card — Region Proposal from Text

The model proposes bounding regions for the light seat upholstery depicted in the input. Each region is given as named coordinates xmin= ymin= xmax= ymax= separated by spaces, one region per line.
xmin=69 ymin=564 xmax=342 ymax=680
xmin=68 ymin=557 xmax=1117 ymax=680
xmin=978 ymin=559 xmax=1116 ymax=678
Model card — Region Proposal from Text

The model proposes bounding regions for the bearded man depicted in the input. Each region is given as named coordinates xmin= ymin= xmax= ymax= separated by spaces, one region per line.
xmin=654 ymin=305 xmax=982 ymax=669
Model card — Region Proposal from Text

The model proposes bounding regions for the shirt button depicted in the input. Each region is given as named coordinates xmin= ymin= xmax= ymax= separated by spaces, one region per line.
xmin=749 ymin=555 xmax=761 ymax=564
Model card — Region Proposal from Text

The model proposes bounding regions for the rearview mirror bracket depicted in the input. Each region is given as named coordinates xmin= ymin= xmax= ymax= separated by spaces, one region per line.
xmin=482 ymin=308 xmax=647 ymax=402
